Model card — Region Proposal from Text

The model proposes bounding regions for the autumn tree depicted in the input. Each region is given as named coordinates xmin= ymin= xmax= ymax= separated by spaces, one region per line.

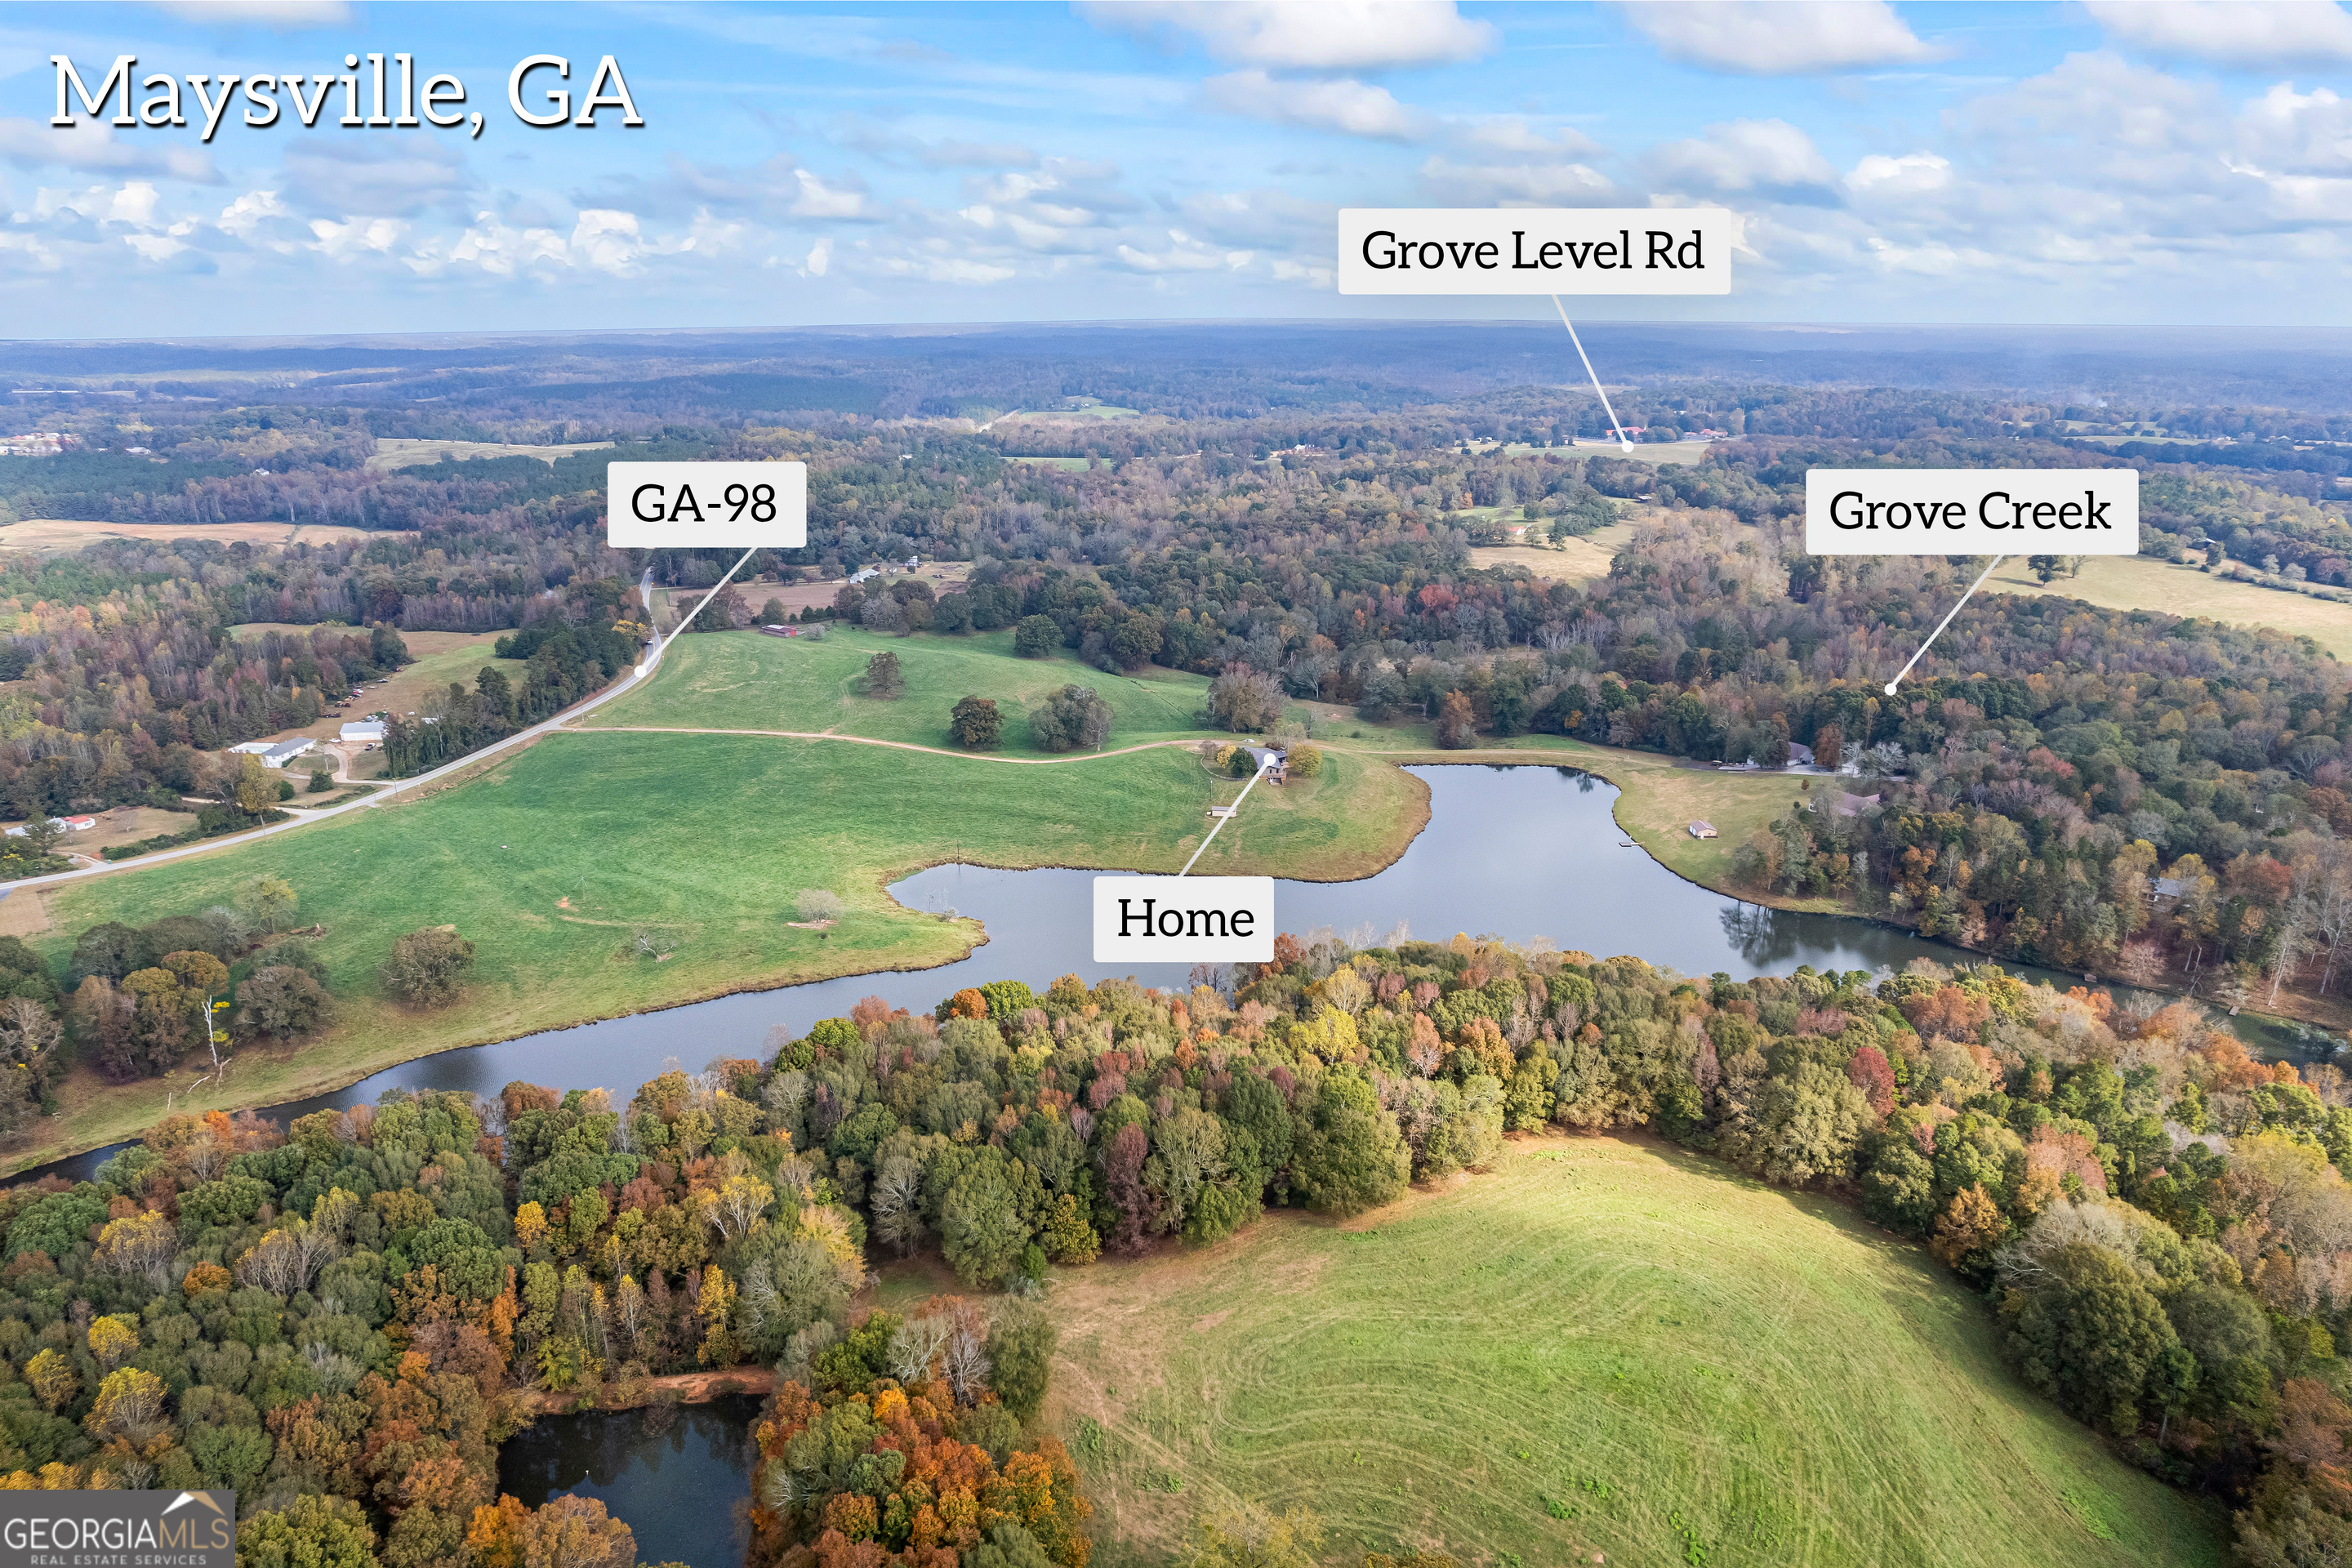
xmin=239 ymin=875 xmax=300 ymax=933
xmin=238 ymin=1495 xmax=379 ymax=1568
xmin=1930 ymin=1183 xmax=2011 ymax=1279
xmin=467 ymin=1494 xmax=635 ymax=1568
xmin=1175 ymin=1503 xmax=1324 ymax=1568
xmin=987 ymin=1301 xmax=1056 ymax=1423
xmin=381 ymin=927 xmax=476 ymax=1006
xmin=1206 ymin=663 xmax=1284 ymax=733
xmin=234 ymin=755 xmax=279 ymax=817
xmin=952 ymin=694 xmax=1004 ymax=750
xmin=238 ymin=966 xmax=334 ymax=1040
xmin=2002 ymin=1241 xmax=2190 ymax=1437
xmin=1433 ymin=689 xmax=1477 ymax=749
xmin=1029 ymin=685 xmax=1113 ymax=752
xmin=1290 ymin=1074 xmax=1410 ymax=1217
xmin=1013 ymin=614 xmax=1062 ymax=657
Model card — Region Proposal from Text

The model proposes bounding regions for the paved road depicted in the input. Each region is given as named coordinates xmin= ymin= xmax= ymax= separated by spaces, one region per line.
xmin=7 ymin=633 xmax=673 ymax=896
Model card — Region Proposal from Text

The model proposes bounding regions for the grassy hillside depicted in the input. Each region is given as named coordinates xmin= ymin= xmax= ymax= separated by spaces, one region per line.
xmin=1022 ymin=1134 xmax=2225 ymax=1568
xmin=13 ymin=731 xmax=1421 ymax=1172
xmin=586 ymin=627 xmax=1218 ymax=755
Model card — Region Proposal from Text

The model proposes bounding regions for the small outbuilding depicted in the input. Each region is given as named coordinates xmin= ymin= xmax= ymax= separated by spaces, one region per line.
xmin=1688 ymin=820 xmax=1717 ymax=840
xmin=340 ymin=719 xmax=387 ymax=743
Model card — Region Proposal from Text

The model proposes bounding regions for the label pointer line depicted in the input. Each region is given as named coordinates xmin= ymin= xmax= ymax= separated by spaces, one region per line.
xmin=1552 ymin=294 xmax=1636 ymax=454
xmin=1180 ymin=756 xmax=1270 ymax=876
xmin=1884 ymin=554 xmax=2005 ymax=696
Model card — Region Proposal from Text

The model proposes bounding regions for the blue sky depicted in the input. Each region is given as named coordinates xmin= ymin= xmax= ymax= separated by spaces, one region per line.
xmin=8 ymin=1 xmax=2352 ymax=336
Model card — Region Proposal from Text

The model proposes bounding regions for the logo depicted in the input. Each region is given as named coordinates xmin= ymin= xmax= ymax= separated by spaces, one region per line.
xmin=0 ymin=1489 xmax=234 ymax=1567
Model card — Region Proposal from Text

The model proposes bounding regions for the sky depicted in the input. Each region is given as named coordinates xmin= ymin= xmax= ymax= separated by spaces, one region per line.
xmin=8 ymin=0 xmax=2352 ymax=337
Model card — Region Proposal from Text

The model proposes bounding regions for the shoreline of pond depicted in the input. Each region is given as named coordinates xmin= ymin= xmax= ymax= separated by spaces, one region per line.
xmin=4 ymin=763 xmax=2330 ymax=1185
xmin=512 ymin=1367 xmax=777 ymax=1419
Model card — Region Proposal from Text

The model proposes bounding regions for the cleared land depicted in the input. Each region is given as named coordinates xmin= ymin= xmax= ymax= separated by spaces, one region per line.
xmin=12 ymin=728 xmax=1419 ymax=1172
xmin=1472 ymin=521 xmax=1638 ymax=586
xmin=1985 ymin=556 xmax=2352 ymax=662
xmin=0 ymin=519 xmax=380 ymax=554
xmin=584 ymin=628 xmax=1218 ymax=758
xmin=663 ymin=565 xmax=973 ymax=625
xmin=223 ymin=628 xmax=530 ymax=775
xmin=1031 ymin=1134 xmax=2224 ymax=1568
xmin=367 ymin=437 xmax=614 ymax=471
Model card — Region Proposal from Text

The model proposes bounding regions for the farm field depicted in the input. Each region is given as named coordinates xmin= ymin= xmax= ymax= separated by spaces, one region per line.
xmin=1471 ymin=520 xmax=1637 ymax=586
xmin=584 ymin=626 xmax=1221 ymax=757
xmin=1030 ymin=1134 xmax=2226 ymax=1568
xmin=9 ymin=728 xmax=1421 ymax=1173
xmin=0 ymin=519 xmax=380 ymax=554
xmin=367 ymin=436 xmax=615 ymax=470
xmin=1984 ymin=555 xmax=2352 ymax=662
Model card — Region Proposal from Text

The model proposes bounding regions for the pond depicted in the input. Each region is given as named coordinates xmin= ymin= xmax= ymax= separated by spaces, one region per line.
xmin=28 ymin=764 xmax=2278 ymax=1182
xmin=497 ymin=1395 xmax=763 ymax=1568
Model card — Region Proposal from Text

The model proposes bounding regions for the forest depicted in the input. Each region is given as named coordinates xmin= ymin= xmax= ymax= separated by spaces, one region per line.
xmin=2 ymin=932 xmax=2350 ymax=1564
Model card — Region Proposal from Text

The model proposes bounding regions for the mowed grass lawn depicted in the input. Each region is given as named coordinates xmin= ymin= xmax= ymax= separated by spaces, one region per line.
xmin=1033 ymin=1135 xmax=2225 ymax=1568
xmin=586 ymin=628 xmax=1217 ymax=757
xmin=13 ymin=732 xmax=1421 ymax=1172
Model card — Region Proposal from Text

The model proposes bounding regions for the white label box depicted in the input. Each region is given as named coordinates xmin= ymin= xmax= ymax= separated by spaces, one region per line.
xmin=608 ymin=461 xmax=807 ymax=548
xmin=1804 ymin=469 xmax=2139 ymax=557
xmin=1093 ymin=875 xmax=1275 ymax=964
xmin=1338 ymin=208 xmax=1733 ymax=295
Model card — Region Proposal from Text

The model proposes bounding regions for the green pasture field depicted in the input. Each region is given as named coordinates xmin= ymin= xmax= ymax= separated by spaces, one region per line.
xmin=583 ymin=627 xmax=1218 ymax=757
xmin=13 ymin=731 xmax=1421 ymax=1173
xmin=1022 ymin=1134 xmax=2225 ymax=1568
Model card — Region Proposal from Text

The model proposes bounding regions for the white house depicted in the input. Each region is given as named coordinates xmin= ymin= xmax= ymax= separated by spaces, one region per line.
xmin=340 ymin=719 xmax=386 ymax=743
xmin=233 ymin=737 xmax=317 ymax=768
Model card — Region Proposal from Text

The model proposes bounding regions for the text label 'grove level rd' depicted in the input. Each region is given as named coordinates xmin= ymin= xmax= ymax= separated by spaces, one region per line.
xmin=1336 ymin=208 xmax=1732 ymax=296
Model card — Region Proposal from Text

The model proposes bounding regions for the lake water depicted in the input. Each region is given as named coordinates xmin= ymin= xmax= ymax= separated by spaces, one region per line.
xmin=497 ymin=1395 xmax=762 ymax=1568
xmin=25 ymin=764 xmax=2261 ymax=1181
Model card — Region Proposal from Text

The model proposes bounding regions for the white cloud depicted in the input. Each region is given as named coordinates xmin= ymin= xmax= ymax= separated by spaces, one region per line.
xmin=1846 ymin=151 xmax=1952 ymax=199
xmin=122 ymin=233 xmax=189 ymax=263
xmin=1114 ymin=230 xmax=1233 ymax=273
xmin=0 ymin=118 xmax=218 ymax=184
xmin=1081 ymin=1 xmax=1495 ymax=70
xmin=2085 ymin=2 xmax=2352 ymax=67
xmin=801 ymin=236 xmax=832 ymax=277
xmin=876 ymin=248 xmax=1016 ymax=285
xmin=1417 ymin=155 xmax=1615 ymax=205
xmin=1460 ymin=118 xmax=1605 ymax=157
xmin=1175 ymin=186 xmax=1331 ymax=251
xmin=788 ymin=168 xmax=872 ymax=220
xmin=146 ymin=0 xmax=353 ymax=26
xmin=216 ymin=189 xmax=289 ymax=238
xmin=1616 ymin=1 xmax=1941 ymax=75
xmin=307 ymin=216 xmax=408 ymax=262
xmin=1201 ymin=71 xmax=1429 ymax=140
xmin=2239 ymin=83 xmax=2352 ymax=172
xmin=33 ymin=181 xmax=167 ymax=228
xmin=1645 ymin=119 xmax=1839 ymax=199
